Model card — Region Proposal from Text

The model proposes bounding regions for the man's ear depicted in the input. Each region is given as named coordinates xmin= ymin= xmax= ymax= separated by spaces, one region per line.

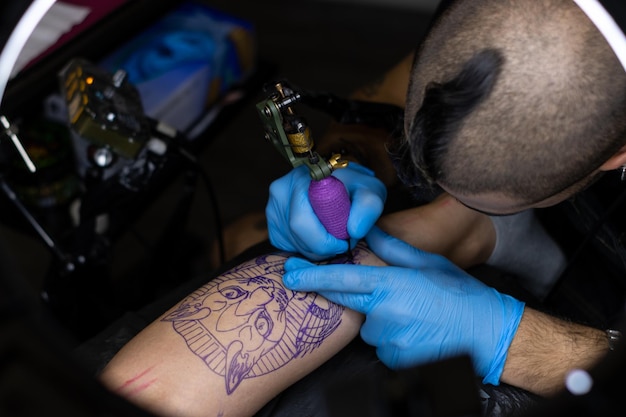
xmin=600 ymin=144 xmax=626 ymax=171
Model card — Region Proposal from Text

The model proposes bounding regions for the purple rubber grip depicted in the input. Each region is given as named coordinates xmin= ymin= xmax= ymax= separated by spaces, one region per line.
xmin=308 ymin=176 xmax=351 ymax=240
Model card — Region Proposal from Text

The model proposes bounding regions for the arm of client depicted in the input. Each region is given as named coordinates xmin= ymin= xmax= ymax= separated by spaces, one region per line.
xmin=99 ymin=243 xmax=383 ymax=417
xmin=99 ymin=189 xmax=495 ymax=417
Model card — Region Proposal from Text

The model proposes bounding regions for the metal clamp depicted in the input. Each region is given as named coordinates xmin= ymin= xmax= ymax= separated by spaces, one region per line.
xmin=606 ymin=328 xmax=622 ymax=351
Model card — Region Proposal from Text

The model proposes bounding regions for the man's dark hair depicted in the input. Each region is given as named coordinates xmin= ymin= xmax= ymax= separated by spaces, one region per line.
xmin=395 ymin=0 xmax=626 ymax=203
xmin=393 ymin=48 xmax=504 ymax=199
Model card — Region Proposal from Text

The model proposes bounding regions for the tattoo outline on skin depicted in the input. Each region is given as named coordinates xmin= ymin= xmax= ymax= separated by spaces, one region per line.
xmin=162 ymin=250 xmax=362 ymax=394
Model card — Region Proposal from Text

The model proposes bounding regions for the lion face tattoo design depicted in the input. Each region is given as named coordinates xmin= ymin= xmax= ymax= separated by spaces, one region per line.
xmin=162 ymin=253 xmax=344 ymax=394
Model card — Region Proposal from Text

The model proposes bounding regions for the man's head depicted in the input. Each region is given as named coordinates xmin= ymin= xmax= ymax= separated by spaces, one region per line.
xmin=396 ymin=0 xmax=626 ymax=214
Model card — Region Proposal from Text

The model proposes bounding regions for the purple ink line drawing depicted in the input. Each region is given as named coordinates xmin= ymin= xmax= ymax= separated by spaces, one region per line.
xmin=162 ymin=253 xmax=344 ymax=394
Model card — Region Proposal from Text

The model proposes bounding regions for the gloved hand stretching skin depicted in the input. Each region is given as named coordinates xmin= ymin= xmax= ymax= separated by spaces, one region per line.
xmin=266 ymin=163 xmax=387 ymax=260
xmin=282 ymin=226 xmax=525 ymax=385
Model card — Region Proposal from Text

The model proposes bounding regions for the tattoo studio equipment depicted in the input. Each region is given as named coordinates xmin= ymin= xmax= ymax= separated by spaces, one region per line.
xmin=1 ymin=0 xmax=256 ymax=338
xmin=52 ymin=57 xmax=212 ymax=319
xmin=0 ymin=2 xmax=163 ymax=415
xmin=256 ymin=80 xmax=404 ymax=246
xmin=257 ymin=80 xmax=352 ymax=242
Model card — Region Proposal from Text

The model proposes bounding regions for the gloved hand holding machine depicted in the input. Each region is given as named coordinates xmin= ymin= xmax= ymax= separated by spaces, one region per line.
xmin=257 ymin=80 xmax=389 ymax=261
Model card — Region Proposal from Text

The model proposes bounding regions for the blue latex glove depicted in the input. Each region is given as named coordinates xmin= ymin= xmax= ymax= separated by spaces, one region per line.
xmin=282 ymin=226 xmax=525 ymax=385
xmin=266 ymin=163 xmax=386 ymax=260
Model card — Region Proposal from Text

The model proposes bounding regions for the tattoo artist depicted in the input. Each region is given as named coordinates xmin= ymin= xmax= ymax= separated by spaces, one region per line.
xmin=265 ymin=0 xmax=625 ymax=397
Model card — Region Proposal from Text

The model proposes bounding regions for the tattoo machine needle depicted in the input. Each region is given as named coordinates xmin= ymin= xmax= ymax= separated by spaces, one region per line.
xmin=257 ymin=81 xmax=353 ymax=256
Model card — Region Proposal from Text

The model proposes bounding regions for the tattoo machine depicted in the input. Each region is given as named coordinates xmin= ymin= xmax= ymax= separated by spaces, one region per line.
xmin=257 ymin=80 xmax=351 ymax=241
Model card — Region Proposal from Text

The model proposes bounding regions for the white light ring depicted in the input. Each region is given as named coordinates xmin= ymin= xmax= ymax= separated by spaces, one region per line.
xmin=573 ymin=0 xmax=626 ymax=72
xmin=0 ymin=0 xmax=56 ymax=107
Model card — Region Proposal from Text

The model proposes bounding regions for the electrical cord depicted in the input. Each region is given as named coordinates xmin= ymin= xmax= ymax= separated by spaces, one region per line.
xmin=147 ymin=116 xmax=226 ymax=267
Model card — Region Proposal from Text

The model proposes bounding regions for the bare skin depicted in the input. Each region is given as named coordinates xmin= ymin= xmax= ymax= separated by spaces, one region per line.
xmin=502 ymin=309 xmax=608 ymax=396
xmin=377 ymin=193 xmax=495 ymax=268
xmin=100 ymin=245 xmax=379 ymax=417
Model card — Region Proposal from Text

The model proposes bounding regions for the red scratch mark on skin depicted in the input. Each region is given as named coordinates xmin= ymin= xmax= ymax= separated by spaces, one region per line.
xmin=115 ymin=367 xmax=158 ymax=397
